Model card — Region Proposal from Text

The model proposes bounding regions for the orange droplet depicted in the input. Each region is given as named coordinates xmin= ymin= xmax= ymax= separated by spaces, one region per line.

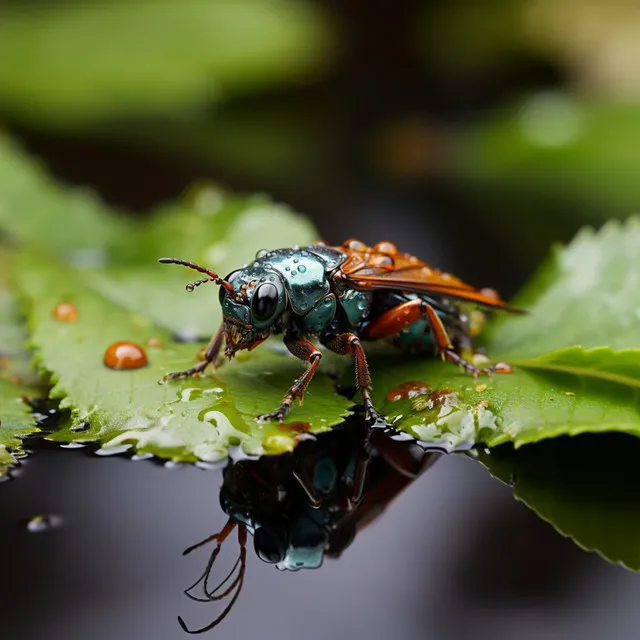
xmin=278 ymin=421 xmax=311 ymax=434
xmin=386 ymin=381 xmax=430 ymax=402
xmin=52 ymin=302 xmax=78 ymax=322
xmin=343 ymin=238 xmax=368 ymax=251
xmin=372 ymin=241 xmax=398 ymax=255
xmin=147 ymin=337 xmax=163 ymax=348
xmin=494 ymin=362 xmax=513 ymax=374
xmin=104 ymin=341 xmax=148 ymax=370
xmin=480 ymin=288 xmax=500 ymax=300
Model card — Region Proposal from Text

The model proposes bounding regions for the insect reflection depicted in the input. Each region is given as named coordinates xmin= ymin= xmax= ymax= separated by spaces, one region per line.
xmin=179 ymin=424 xmax=440 ymax=633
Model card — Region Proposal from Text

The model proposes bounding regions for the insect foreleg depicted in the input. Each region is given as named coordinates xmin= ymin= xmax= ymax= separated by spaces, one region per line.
xmin=258 ymin=335 xmax=322 ymax=422
xmin=163 ymin=321 xmax=225 ymax=382
xmin=323 ymin=333 xmax=379 ymax=422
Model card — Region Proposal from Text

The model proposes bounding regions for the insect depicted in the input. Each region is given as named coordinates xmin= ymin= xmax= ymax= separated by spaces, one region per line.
xmin=159 ymin=239 xmax=520 ymax=422
xmin=179 ymin=423 xmax=440 ymax=633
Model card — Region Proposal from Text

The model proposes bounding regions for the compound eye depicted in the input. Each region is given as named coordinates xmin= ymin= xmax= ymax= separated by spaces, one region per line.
xmin=251 ymin=283 xmax=279 ymax=323
xmin=253 ymin=524 xmax=288 ymax=564
xmin=218 ymin=270 xmax=241 ymax=304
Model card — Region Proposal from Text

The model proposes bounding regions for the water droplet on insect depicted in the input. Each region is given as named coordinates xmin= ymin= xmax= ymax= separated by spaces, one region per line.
xmin=292 ymin=245 xmax=300 ymax=250
xmin=297 ymin=265 xmax=306 ymax=273
xmin=291 ymin=271 xmax=296 ymax=276
xmin=256 ymin=249 xmax=269 ymax=259
xmin=103 ymin=341 xmax=148 ymax=370
xmin=25 ymin=514 xmax=62 ymax=533
xmin=293 ymin=258 xmax=299 ymax=264
xmin=52 ymin=302 xmax=78 ymax=322
xmin=285 ymin=266 xmax=290 ymax=271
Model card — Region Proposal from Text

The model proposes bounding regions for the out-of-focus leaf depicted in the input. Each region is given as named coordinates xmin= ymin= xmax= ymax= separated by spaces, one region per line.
xmin=478 ymin=434 xmax=640 ymax=570
xmin=0 ymin=0 xmax=333 ymax=128
xmin=456 ymin=96 xmax=640 ymax=220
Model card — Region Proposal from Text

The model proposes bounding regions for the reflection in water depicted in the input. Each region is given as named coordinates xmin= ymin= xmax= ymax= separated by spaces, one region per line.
xmin=179 ymin=424 xmax=440 ymax=633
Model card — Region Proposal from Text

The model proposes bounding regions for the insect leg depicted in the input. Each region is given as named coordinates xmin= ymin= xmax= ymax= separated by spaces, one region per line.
xmin=323 ymin=333 xmax=379 ymax=422
xmin=363 ymin=300 xmax=510 ymax=376
xmin=163 ymin=322 xmax=225 ymax=382
xmin=362 ymin=298 xmax=425 ymax=340
xmin=257 ymin=336 xmax=322 ymax=422
xmin=421 ymin=303 xmax=510 ymax=376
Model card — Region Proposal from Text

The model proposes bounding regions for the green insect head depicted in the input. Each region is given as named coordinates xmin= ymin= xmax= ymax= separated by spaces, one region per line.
xmin=158 ymin=257 xmax=287 ymax=357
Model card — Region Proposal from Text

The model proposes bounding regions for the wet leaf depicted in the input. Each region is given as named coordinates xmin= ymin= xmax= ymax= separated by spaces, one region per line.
xmin=0 ymin=252 xmax=40 ymax=476
xmin=0 ymin=0 xmax=332 ymax=129
xmin=371 ymin=218 xmax=640 ymax=449
xmin=478 ymin=434 xmax=640 ymax=570
xmin=14 ymin=251 xmax=351 ymax=462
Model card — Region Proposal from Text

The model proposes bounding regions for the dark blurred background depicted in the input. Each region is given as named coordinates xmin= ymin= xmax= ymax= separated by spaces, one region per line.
xmin=1 ymin=1 xmax=639 ymax=638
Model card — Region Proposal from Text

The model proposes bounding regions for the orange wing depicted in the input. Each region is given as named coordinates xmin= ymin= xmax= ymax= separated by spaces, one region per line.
xmin=330 ymin=239 xmax=522 ymax=313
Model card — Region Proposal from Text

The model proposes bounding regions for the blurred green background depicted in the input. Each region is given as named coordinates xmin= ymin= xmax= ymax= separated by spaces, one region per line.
xmin=2 ymin=3 xmax=640 ymax=640
xmin=2 ymin=0 xmax=639 ymax=298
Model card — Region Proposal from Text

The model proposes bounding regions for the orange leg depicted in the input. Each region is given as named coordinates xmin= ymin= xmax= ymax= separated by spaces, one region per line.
xmin=258 ymin=335 xmax=322 ymax=422
xmin=163 ymin=321 xmax=225 ymax=382
xmin=364 ymin=299 xmax=508 ymax=377
xmin=324 ymin=333 xmax=379 ymax=421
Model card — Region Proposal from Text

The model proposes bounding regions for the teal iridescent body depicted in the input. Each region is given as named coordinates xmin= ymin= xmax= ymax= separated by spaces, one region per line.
xmin=160 ymin=239 xmax=517 ymax=422
xmin=221 ymin=245 xmax=442 ymax=348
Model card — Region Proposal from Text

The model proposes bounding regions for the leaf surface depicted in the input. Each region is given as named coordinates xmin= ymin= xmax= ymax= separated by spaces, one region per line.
xmin=370 ymin=218 xmax=640 ymax=449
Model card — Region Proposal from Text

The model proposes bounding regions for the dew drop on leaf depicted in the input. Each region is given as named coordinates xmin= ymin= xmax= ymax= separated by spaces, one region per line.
xmin=52 ymin=302 xmax=78 ymax=322
xmin=103 ymin=341 xmax=148 ymax=369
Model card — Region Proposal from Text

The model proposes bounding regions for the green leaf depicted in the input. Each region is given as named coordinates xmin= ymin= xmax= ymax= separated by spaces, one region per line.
xmin=0 ymin=0 xmax=332 ymax=128
xmin=486 ymin=219 xmax=640 ymax=355
xmin=14 ymin=250 xmax=351 ymax=462
xmin=0 ymin=134 xmax=350 ymax=461
xmin=370 ymin=218 xmax=640 ymax=449
xmin=477 ymin=434 xmax=640 ymax=570
xmin=0 ymin=252 xmax=40 ymax=476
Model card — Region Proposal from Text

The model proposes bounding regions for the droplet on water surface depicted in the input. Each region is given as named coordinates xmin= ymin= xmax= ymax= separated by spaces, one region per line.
xmin=52 ymin=302 xmax=78 ymax=322
xmin=25 ymin=514 xmax=63 ymax=533
xmin=104 ymin=341 xmax=148 ymax=370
